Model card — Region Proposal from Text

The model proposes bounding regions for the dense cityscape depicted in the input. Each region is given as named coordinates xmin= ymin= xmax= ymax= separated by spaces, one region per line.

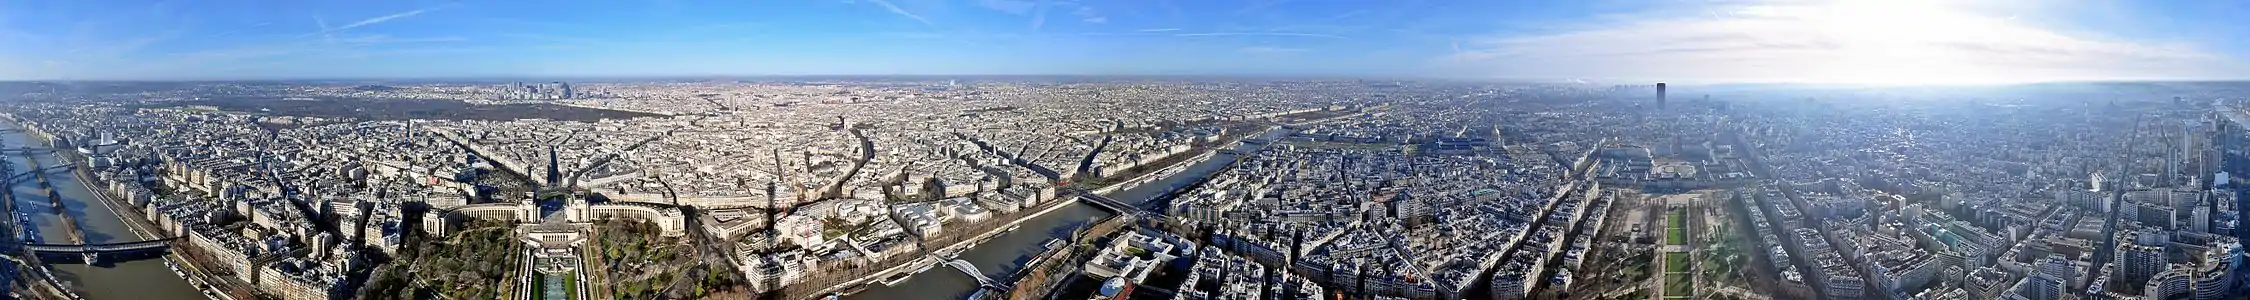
xmin=0 ymin=79 xmax=2240 ymax=300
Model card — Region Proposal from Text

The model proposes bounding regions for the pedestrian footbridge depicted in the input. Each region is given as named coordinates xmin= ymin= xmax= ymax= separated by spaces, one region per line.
xmin=941 ymin=258 xmax=1013 ymax=291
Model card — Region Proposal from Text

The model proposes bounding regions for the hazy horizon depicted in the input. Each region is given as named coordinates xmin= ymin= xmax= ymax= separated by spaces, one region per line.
xmin=4 ymin=0 xmax=2249 ymax=84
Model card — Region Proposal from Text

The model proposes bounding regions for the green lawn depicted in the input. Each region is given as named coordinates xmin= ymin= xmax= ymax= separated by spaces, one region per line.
xmin=1664 ymin=273 xmax=1693 ymax=297
xmin=1657 ymin=208 xmax=1698 ymax=299
xmin=1667 ymin=209 xmax=1689 ymax=245
xmin=564 ymin=273 xmax=578 ymax=300
xmin=533 ymin=272 xmax=577 ymax=300
xmin=1665 ymin=254 xmax=1691 ymax=273
xmin=533 ymin=273 xmax=548 ymax=300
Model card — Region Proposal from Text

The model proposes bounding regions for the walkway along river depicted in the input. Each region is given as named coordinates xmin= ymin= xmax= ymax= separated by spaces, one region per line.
xmin=2 ymin=122 xmax=202 ymax=300
xmin=846 ymin=128 xmax=1292 ymax=300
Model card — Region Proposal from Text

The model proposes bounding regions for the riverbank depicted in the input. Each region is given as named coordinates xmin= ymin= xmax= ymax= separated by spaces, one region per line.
xmin=0 ymin=116 xmax=240 ymax=300
xmin=1 ymin=160 xmax=80 ymax=299
xmin=61 ymin=150 xmax=247 ymax=300
xmin=800 ymin=191 xmax=1087 ymax=299
xmin=840 ymin=126 xmax=1294 ymax=300
xmin=1001 ymin=213 xmax=1131 ymax=299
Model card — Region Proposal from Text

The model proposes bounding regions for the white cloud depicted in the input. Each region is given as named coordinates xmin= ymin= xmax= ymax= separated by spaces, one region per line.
xmin=1443 ymin=0 xmax=2244 ymax=84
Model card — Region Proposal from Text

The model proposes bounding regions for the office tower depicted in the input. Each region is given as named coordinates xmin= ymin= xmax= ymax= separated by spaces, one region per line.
xmin=1656 ymin=82 xmax=1667 ymax=109
xmin=2119 ymin=243 xmax=2166 ymax=283
xmin=765 ymin=180 xmax=779 ymax=246
xmin=559 ymin=82 xmax=573 ymax=99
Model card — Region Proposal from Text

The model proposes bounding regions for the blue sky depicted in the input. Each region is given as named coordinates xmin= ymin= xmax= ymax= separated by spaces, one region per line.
xmin=1 ymin=0 xmax=2247 ymax=83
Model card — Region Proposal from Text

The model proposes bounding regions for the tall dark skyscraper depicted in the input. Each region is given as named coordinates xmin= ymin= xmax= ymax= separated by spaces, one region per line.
xmin=1656 ymin=82 xmax=1668 ymax=109
xmin=764 ymin=180 xmax=779 ymax=244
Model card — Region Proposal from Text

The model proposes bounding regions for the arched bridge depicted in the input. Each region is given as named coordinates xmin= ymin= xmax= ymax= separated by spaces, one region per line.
xmin=22 ymin=238 xmax=178 ymax=264
xmin=941 ymin=259 xmax=1011 ymax=291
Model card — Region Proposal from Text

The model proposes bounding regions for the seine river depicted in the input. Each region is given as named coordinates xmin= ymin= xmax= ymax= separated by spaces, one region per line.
xmin=3 ymin=123 xmax=202 ymax=300
xmin=848 ymin=128 xmax=1289 ymax=300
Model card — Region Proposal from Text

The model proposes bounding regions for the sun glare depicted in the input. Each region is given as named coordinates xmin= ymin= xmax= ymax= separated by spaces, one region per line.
xmin=1801 ymin=0 xmax=2014 ymax=85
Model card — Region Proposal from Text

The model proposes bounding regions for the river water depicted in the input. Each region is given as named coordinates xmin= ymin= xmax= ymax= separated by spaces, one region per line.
xmin=847 ymin=128 xmax=1289 ymax=300
xmin=3 ymin=123 xmax=203 ymax=300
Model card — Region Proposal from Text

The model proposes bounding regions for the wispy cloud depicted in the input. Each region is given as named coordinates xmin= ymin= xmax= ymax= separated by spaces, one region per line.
xmin=1030 ymin=0 xmax=1051 ymax=30
xmin=483 ymin=18 xmax=585 ymax=30
xmin=1137 ymin=28 xmax=1182 ymax=32
xmin=174 ymin=44 xmax=300 ymax=61
xmin=313 ymin=16 xmax=334 ymax=42
xmin=333 ymin=8 xmax=438 ymax=32
xmin=1074 ymin=6 xmax=1105 ymax=24
xmin=1240 ymin=46 xmax=1307 ymax=55
xmin=162 ymin=34 xmax=462 ymax=70
xmin=158 ymin=42 xmax=314 ymax=70
xmin=1175 ymin=32 xmax=1347 ymax=39
xmin=1236 ymin=0 xmax=1295 ymax=15
xmin=337 ymin=35 xmax=468 ymax=45
xmin=659 ymin=22 xmax=767 ymax=40
xmin=883 ymin=32 xmax=949 ymax=40
xmin=306 ymin=5 xmax=450 ymax=38
xmin=1328 ymin=9 xmax=1371 ymax=21
xmin=1443 ymin=1 xmax=2244 ymax=83
xmin=504 ymin=33 xmax=601 ymax=45
xmin=70 ymin=30 xmax=186 ymax=59
xmin=348 ymin=46 xmax=498 ymax=57
xmin=208 ymin=22 xmax=274 ymax=38
xmin=864 ymin=0 xmax=934 ymax=27
xmin=976 ymin=0 xmax=1036 ymax=15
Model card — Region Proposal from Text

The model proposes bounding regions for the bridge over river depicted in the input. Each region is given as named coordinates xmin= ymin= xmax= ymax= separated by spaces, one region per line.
xmin=20 ymin=238 xmax=180 ymax=264
xmin=844 ymin=127 xmax=1293 ymax=300
xmin=0 ymin=122 xmax=200 ymax=300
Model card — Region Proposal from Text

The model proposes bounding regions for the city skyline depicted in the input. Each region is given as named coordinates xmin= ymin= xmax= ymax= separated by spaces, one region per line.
xmin=1 ymin=0 xmax=2247 ymax=84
